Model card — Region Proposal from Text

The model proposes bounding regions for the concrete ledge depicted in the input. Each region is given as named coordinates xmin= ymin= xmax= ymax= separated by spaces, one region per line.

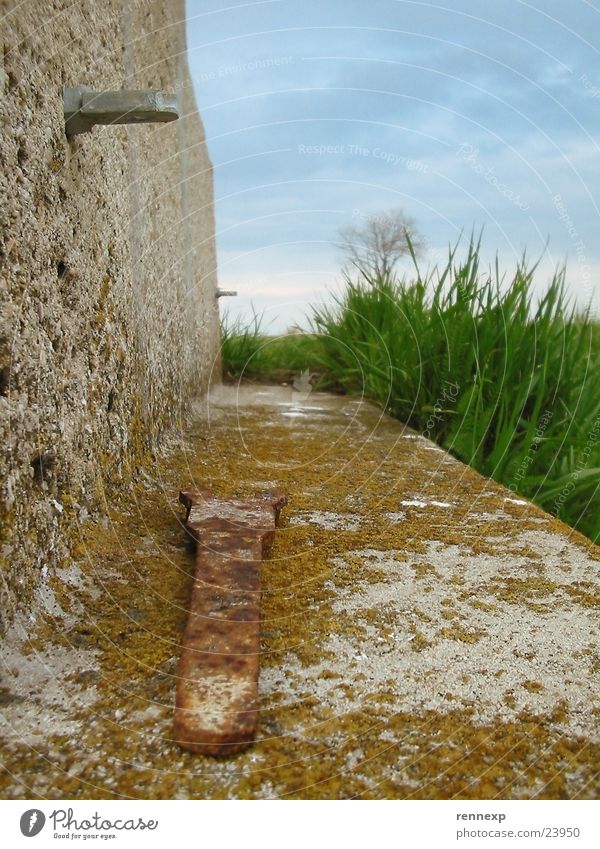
xmin=0 ymin=386 xmax=598 ymax=799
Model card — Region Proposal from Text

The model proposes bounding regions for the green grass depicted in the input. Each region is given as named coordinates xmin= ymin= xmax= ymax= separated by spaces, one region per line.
xmin=220 ymin=243 xmax=600 ymax=543
xmin=220 ymin=312 xmax=320 ymax=383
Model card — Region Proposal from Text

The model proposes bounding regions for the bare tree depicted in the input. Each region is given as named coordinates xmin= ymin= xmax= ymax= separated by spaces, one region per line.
xmin=337 ymin=209 xmax=425 ymax=278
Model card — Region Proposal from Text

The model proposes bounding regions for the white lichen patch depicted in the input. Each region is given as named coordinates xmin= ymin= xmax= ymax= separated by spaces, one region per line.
xmin=400 ymin=499 xmax=454 ymax=508
xmin=0 ymin=632 xmax=99 ymax=745
xmin=262 ymin=530 xmax=600 ymax=742
xmin=384 ymin=512 xmax=407 ymax=523
xmin=289 ymin=511 xmax=362 ymax=531
xmin=55 ymin=562 xmax=102 ymax=601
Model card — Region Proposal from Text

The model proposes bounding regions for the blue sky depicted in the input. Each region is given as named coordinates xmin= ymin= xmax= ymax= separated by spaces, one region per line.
xmin=186 ymin=0 xmax=600 ymax=331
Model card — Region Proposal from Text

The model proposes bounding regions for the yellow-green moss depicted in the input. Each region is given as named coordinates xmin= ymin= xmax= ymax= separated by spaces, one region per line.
xmin=1 ymin=390 xmax=599 ymax=800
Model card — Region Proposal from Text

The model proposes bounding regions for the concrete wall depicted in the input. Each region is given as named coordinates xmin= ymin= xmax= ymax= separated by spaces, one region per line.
xmin=0 ymin=0 xmax=221 ymax=631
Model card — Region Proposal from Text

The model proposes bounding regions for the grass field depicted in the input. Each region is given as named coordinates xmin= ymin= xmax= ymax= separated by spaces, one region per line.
xmin=220 ymin=313 xmax=319 ymax=383
xmin=220 ymin=244 xmax=600 ymax=542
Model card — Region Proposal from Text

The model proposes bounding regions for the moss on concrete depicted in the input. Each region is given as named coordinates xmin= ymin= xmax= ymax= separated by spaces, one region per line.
xmin=0 ymin=387 xmax=599 ymax=799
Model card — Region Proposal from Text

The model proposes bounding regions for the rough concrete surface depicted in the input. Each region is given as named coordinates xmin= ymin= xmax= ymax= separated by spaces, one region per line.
xmin=0 ymin=386 xmax=598 ymax=799
xmin=0 ymin=0 xmax=221 ymax=631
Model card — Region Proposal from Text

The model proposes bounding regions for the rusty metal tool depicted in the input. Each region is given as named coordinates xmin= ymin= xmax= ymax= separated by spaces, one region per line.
xmin=174 ymin=486 xmax=286 ymax=755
